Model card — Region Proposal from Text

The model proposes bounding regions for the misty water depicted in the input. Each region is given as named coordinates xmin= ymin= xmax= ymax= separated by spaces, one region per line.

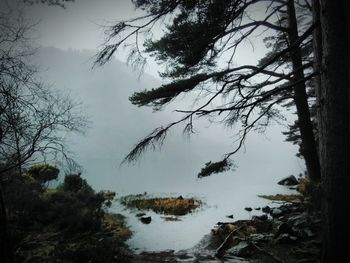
xmin=37 ymin=47 xmax=303 ymax=252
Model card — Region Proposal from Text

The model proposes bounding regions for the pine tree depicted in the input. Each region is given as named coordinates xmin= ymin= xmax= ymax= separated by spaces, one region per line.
xmin=97 ymin=0 xmax=320 ymax=180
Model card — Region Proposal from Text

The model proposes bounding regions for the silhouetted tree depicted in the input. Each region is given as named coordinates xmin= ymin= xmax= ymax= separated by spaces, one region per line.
xmin=314 ymin=0 xmax=350 ymax=261
xmin=0 ymin=7 xmax=86 ymax=262
xmin=97 ymin=0 xmax=320 ymax=180
xmin=0 ymin=11 xmax=86 ymax=175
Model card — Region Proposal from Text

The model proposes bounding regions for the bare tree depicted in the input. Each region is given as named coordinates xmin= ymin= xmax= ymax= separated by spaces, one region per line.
xmin=0 ymin=7 xmax=86 ymax=262
xmin=0 ymin=9 xmax=87 ymax=175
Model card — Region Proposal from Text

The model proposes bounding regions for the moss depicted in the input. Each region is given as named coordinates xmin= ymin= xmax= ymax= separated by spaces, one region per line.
xmin=258 ymin=194 xmax=304 ymax=202
xmin=120 ymin=194 xmax=201 ymax=216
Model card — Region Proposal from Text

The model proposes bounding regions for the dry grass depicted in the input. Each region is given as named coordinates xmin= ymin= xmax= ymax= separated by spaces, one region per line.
xmin=103 ymin=213 xmax=132 ymax=241
xmin=120 ymin=194 xmax=201 ymax=216
xmin=297 ymin=177 xmax=309 ymax=195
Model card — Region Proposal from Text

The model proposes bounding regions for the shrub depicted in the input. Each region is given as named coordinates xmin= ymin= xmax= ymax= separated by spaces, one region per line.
xmin=27 ymin=164 xmax=59 ymax=186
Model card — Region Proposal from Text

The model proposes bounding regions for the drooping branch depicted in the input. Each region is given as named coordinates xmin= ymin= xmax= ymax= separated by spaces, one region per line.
xmin=96 ymin=0 xmax=319 ymax=180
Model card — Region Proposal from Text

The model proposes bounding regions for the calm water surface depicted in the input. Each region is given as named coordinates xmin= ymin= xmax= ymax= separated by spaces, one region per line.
xmin=37 ymin=48 xmax=303 ymax=252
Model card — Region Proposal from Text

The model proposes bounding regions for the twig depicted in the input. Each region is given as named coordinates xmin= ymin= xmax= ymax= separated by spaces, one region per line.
xmin=215 ymin=226 xmax=244 ymax=258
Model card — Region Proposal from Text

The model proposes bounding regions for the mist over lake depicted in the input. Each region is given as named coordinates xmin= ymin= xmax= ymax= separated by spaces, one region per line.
xmin=35 ymin=47 xmax=303 ymax=251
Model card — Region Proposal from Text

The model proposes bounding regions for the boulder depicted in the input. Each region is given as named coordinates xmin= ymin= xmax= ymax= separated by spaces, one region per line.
xmin=140 ymin=216 xmax=152 ymax=224
xmin=249 ymin=233 xmax=274 ymax=243
xmin=262 ymin=206 xmax=271 ymax=214
xmin=244 ymin=207 xmax=253 ymax=212
xmin=287 ymin=212 xmax=309 ymax=227
xmin=227 ymin=241 xmax=255 ymax=257
xmin=270 ymin=208 xmax=283 ymax=218
xmin=275 ymin=222 xmax=294 ymax=237
xmin=278 ymin=175 xmax=299 ymax=186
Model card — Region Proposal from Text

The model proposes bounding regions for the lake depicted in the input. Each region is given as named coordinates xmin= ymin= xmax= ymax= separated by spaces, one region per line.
xmin=37 ymin=47 xmax=303 ymax=252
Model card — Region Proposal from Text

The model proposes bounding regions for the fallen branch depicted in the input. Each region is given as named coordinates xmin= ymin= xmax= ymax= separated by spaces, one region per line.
xmin=215 ymin=226 xmax=243 ymax=258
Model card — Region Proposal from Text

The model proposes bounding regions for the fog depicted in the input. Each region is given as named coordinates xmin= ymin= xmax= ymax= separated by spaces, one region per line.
xmin=35 ymin=47 xmax=303 ymax=195
xmin=6 ymin=0 xmax=305 ymax=250
xmin=34 ymin=47 xmax=303 ymax=250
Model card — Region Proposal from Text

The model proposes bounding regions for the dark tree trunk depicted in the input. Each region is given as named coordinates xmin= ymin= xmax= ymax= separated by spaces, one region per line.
xmin=317 ymin=0 xmax=350 ymax=261
xmin=0 ymin=184 xmax=13 ymax=263
xmin=287 ymin=0 xmax=321 ymax=182
xmin=312 ymin=0 xmax=323 ymax=142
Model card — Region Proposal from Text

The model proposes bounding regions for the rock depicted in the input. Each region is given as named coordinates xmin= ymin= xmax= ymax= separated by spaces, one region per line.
xmin=223 ymin=255 xmax=250 ymax=262
xmin=249 ymin=233 xmax=274 ymax=243
xmin=287 ymin=212 xmax=309 ymax=227
xmin=254 ymin=207 xmax=261 ymax=210
xmin=262 ymin=206 xmax=271 ymax=214
xmin=303 ymin=228 xmax=315 ymax=238
xmin=275 ymin=222 xmax=294 ymax=237
xmin=226 ymin=214 xmax=234 ymax=219
xmin=250 ymin=219 xmax=273 ymax=233
xmin=227 ymin=241 xmax=255 ymax=257
xmin=275 ymin=233 xmax=298 ymax=244
xmin=244 ymin=207 xmax=253 ymax=212
xmin=270 ymin=208 xmax=283 ymax=218
xmin=140 ymin=216 xmax=152 ymax=224
xmin=252 ymin=214 xmax=268 ymax=221
xmin=177 ymin=195 xmax=184 ymax=200
xmin=278 ymin=175 xmax=299 ymax=186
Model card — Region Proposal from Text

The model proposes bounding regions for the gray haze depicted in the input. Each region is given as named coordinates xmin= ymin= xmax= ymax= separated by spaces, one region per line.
xmin=35 ymin=47 xmax=303 ymax=195
xmin=3 ymin=0 xmax=305 ymax=250
xmin=35 ymin=47 xmax=303 ymax=250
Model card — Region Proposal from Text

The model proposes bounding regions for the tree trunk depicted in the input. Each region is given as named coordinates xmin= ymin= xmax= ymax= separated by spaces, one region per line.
xmin=312 ymin=0 xmax=323 ymax=145
xmin=287 ymin=0 xmax=321 ymax=182
xmin=318 ymin=0 xmax=350 ymax=261
xmin=0 ymin=184 xmax=13 ymax=263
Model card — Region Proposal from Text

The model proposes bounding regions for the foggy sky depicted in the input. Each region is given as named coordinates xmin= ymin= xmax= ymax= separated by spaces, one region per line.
xmin=34 ymin=47 xmax=303 ymax=195
xmin=1 ymin=0 xmax=304 ymax=194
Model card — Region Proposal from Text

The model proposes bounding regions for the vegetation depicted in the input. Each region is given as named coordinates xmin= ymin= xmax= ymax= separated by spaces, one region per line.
xmin=120 ymin=194 xmax=201 ymax=216
xmin=97 ymin=0 xmax=320 ymax=182
xmin=97 ymin=0 xmax=350 ymax=261
xmin=1 ymin=165 xmax=131 ymax=262
xmin=0 ymin=6 xmax=87 ymax=261
xmin=26 ymin=164 xmax=60 ymax=189
xmin=0 ymin=0 xmax=348 ymax=261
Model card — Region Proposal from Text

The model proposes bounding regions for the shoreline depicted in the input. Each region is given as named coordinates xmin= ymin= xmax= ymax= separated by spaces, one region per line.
xmin=130 ymin=199 xmax=321 ymax=262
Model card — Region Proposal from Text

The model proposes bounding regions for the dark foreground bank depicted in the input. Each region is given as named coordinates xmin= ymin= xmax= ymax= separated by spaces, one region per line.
xmin=1 ymin=165 xmax=132 ymax=262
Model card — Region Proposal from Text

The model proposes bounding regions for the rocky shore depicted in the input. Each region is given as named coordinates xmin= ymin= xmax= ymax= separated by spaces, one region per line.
xmin=131 ymin=199 xmax=321 ymax=262
xmin=130 ymin=176 xmax=321 ymax=262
